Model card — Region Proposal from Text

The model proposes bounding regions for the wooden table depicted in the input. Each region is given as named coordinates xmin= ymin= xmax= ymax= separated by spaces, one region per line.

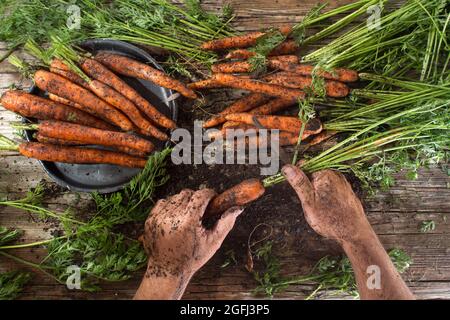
xmin=0 ymin=0 xmax=449 ymax=300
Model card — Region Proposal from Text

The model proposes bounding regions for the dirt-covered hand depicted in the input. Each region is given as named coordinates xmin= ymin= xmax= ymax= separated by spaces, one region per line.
xmin=282 ymin=164 xmax=370 ymax=243
xmin=141 ymin=188 xmax=243 ymax=278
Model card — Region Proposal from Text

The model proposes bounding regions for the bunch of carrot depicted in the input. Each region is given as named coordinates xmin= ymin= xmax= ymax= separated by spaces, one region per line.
xmin=191 ymin=26 xmax=359 ymax=148
xmin=1 ymin=52 xmax=197 ymax=168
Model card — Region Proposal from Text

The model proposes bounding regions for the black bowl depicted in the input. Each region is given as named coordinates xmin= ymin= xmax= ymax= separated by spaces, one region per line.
xmin=25 ymin=39 xmax=177 ymax=193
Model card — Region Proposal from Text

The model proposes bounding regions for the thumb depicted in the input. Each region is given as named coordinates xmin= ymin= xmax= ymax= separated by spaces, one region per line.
xmin=206 ymin=206 xmax=244 ymax=246
xmin=282 ymin=164 xmax=315 ymax=207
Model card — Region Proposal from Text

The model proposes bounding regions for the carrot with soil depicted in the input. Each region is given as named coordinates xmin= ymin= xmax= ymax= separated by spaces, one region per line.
xmin=49 ymin=59 xmax=91 ymax=90
xmin=188 ymin=78 xmax=221 ymax=90
xmin=225 ymin=113 xmax=322 ymax=136
xmin=15 ymin=120 xmax=154 ymax=153
xmin=211 ymin=55 xmax=299 ymax=73
xmin=20 ymin=142 xmax=146 ymax=168
xmin=269 ymin=60 xmax=359 ymax=83
xmin=50 ymin=59 xmax=169 ymax=139
xmin=34 ymin=70 xmax=133 ymax=131
xmin=265 ymin=72 xmax=350 ymax=97
xmin=204 ymin=179 xmax=266 ymax=218
xmin=225 ymin=40 xmax=299 ymax=59
xmin=203 ymin=93 xmax=269 ymax=128
xmin=222 ymin=98 xmax=296 ymax=129
xmin=79 ymin=58 xmax=176 ymax=129
xmin=200 ymin=26 xmax=293 ymax=51
xmin=94 ymin=52 xmax=197 ymax=99
xmin=86 ymin=79 xmax=168 ymax=141
xmin=47 ymin=94 xmax=95 ymax=116
xmin=34 ymin=133 xmax=148 ymax=158
xmin=211 ymin=73 xmax=305 ymax=100
xmin=1 ymin=90 xmax=115 ymax=130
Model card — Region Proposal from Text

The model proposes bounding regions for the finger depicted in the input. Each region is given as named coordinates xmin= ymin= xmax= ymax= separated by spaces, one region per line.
xmin=282 ymin=164 xmax=315 ymax=207
xmin=186 ymin=188 xmax=217 ymax=221
xmin=148 ymin=198 xmax=168 ymax=219
xmin=206 ymin=206 xmax=244 ymax=247
xmin=163 ymin=189 xmax=194 ymax=218
xmin=312 ymin=169 xmax=348 ymax=190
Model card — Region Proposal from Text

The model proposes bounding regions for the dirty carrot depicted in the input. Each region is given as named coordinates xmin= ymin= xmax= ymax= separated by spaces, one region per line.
xmin=35 ymin=133 xmax=80 ymax=146
xmin=187 ymin=78 xmax=222 ymax=90
xmin=50 ymin=59 xmax=91 ymax=90
xmin=34 ymin=70 xmax=133 ymax=131
xmin=47 ymin=93 xmax=94 ymax=115
xmin=95 ymin=52 xmax=197 ymax=99
xmin=303 ymin=130 xmax=338 ymax=151
xmin=204 ymin=178 xmax=265 ymax=218
xmin=211 ymin=73 xmax=305 ymax=100
xmin=230 ymin=130 xmax=306 ymax=148
xmin=250 ymin=98 xmax=297 ymax=115
xmin=268 ymin=60 xmax=359 ymax=82
xmin=203 ymin=93 xmax=269 ymax=128
xmin=51 ymin=59 xmax=169 ymax=136
xmin=211 ymin=55 xmax=299 ymax=73
xmin=21 ymin=120 xmax=154 ymax=153
xmin=225 ymin=113 xmax=322 ymax=135
xmin=201 ymin=26 xmax=292 ymax=51
xmin=207 ymin=123 xmax=256 ymax=140
xmin=265 ymin=72 xmax=350 ymax=97
xmin=34 ymin=133 xmax=148 ymax=158
xmin=222 ymin=98 xmax=296 ymax=129
xmin=225 ymin=40 xmax=299 ymax=59
xmin=18 ymin=142 xmax=147 ymax=168
xmin=87 ymin=80 xmax=168 ymax=141
xmin=1 ymin=90 xmax=115 ymax=131
xmin=79 ymin=58 xmax=176 ymax=129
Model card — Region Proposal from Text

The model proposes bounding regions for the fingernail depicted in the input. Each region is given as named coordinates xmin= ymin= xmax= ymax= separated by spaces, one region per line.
xmin=282 ymin=164 xmax=296 ymax=180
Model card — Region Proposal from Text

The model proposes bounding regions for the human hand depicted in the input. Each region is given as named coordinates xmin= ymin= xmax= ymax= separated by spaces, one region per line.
xmin=141 ymin=188 xmax=243 ymax=278
xmin=282 ymin=164 xmax=370 ymax=244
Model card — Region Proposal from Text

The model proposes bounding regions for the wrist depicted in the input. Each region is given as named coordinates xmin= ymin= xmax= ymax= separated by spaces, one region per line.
xmin=339 ymin=217 xmax=377 ymax=247
xmin=134 ymin=263 xmax=194 ymax=300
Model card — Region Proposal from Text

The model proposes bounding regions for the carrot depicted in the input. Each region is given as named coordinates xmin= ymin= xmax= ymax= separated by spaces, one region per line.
xmin=221 ymin=98 xmax=295 ymax=130
xmin=268 ymin=61 xmax=359 ymax=83
xmin=87 ymin=79 xmax=168 ymax=141
xmin=49 ymin=59 xmax=91 ymax=90
xmin=203 ymin=93 xmax=269 ymax=128
xmin=211 ymin=73 xmax=305 ymax=100
xmin=34 ymin=133 xmax=148 ymax=158
xmin=204 ymin=178 xmax=265 ymax=218
xmin=94 ymin=52 xmax=197 ymax=99
xmin=264 ymin=72 xmax=350 ymax=98
xmin=211 ymin=55 xmax=299 ymax=73
xmin=79 ymin=58 xmax=176 ymax=129
xmin=224 ymin=113 xmax=322 ymax=136
xmin=33 ymin=120 xmax=154 ymax=153
xmin=207 ymin=123 xmax=259 ymax=140
xmin=47 ymin=93 xmax=118 ymax=130
xmin=35 ymin=133 xmax=80 ymax=146
xmin=51 ymin=59 xmax=169 ymax=136
xmin=48 ymin=93 xmax=82 ymax=108
xmin=232 ymin=126 xmax=328 ymax=148
xmin=249 ymin=97 xmax=296 ymax=115
xmin=303 ymin=130 xmax=338 ymax=151
xmin=201 ymin=25 xmax=292 ymax=51
xmin=187 ymin=79 xmax=221 ymax=90
xmin=34 ymin=70 xmax=133 ymax=131
xmin=1 ymin=90 xmax=115 ymax=131
xmin=188 ymin=74 xmax=253 ymax=90
xmin=230 ymin=130 xmax=305 ymax=148
xmin=225 ymin=40 xmax=299 ymax=59
xmin=19 ymin=142 xmax=147 ymax=168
